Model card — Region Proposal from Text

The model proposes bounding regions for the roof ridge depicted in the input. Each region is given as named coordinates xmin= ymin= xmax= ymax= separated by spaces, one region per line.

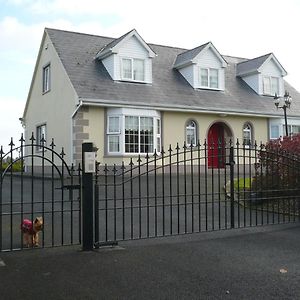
xmin=237 ymin=52 xmax=273 ymax=65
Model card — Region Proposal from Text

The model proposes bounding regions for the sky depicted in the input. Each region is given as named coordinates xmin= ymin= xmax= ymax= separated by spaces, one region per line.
xmin=0 ymin=0 xmax=300 ymax=152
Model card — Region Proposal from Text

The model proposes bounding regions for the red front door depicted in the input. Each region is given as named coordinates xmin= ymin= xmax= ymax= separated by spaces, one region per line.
xmin=207 ymin=123 xmax=225 ymax=168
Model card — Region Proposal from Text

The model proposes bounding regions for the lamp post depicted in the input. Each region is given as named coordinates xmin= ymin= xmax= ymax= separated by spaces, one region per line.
xmin=274 ymin=91 xmax=292 ymax=136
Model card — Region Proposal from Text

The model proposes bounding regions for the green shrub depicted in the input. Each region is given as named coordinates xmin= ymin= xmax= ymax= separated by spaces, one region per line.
xmin=1 ymin=160 xmax=24 ymax=172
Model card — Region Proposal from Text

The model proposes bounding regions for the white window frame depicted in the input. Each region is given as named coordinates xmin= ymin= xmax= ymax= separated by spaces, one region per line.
xmin=263 ymin=76 xmax=279 ymax=96
xmin=199 ymin=67 xmax=219 ymax=89
xmin=107 ymin=109 xmax=160 ymax=155
xmin=107 ymin=116 xmax=121 ymax=153
xmin=186 ymin=120 xmax=197 ymax=147
xmin=242 ymin=123 xmax=253 ymax=148
xmin=43 ymin=64 xmax=51 ymax=93
xmin=36 ymin=124 xmax=46 ymax=151
xmin=121 ymin=58 xmax=145 ymax=82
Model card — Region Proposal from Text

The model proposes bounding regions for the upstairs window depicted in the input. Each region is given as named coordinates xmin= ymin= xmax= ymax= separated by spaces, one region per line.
xmin=263 ymin=76 xmax=279 ymax=96
xmin=199 ymin=68 xmax=219 ymax=89
xmin=121 ymin=58 xmax=145 ymax=82
xmin=42 ymin=64 xmax=51 ymax=93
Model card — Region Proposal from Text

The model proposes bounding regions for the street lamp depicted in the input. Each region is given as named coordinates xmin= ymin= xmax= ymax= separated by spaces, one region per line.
xmin=274 ymin=91 xmax=292 ymax=136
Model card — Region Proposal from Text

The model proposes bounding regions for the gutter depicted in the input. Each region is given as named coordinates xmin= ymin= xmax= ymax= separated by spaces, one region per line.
xmin=79 ymin=98 xmax=295 ymax=119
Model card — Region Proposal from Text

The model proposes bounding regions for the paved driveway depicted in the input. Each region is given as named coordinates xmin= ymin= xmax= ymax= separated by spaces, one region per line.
xmin=0 ymin=224 xmax=300 ymax=299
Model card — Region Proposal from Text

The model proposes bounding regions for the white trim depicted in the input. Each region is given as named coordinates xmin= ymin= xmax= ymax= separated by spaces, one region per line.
xmin=80 ymin=98 xmax=295 ymax=118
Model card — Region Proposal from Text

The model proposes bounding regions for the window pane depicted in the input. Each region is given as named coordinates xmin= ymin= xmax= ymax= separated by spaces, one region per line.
xmin=108 ymin=116 xmax=120 ymax=133
xmin=210 ymin=69 xmax=219 ymax=88
xmin=125 ymin=116 xmax=139 ymax=153
xmin=292 ymin=125 xmax=300 ymax=134
xmin=243 ymin=123 xmax=252 ymax=146
xmin=133 ymin=59 xmax=144 ymax=81
xmin=186 ymin=120 xmax=197 ymax=146
xmin=36 ymin=125 xmax=46 ymax=149
xmin=263 ymin=77 xmax=271 ymax=95
xmin=200 ymin=68 xmax=208 ymax=87
xmin=122 ymin=59 xmax=132 ymax=79
xmin=271 ymin=77 xmax=279 ymax=95
xmin=271 ymin=125 xmax=279 ymax=139
xmin=140 ymin=117 xmax=153 ymax=153
xmin=108 ymin=135 xmax=119 ymax=152
xmin=43 ymin=65 xmax=50 ymax=93
xmin=157 ymin=119 xmax=160 ymax=135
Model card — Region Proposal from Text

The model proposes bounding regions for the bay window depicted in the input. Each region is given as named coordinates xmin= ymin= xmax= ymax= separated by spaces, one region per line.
xmin=107 ymin=108 xmax=160 ymax=155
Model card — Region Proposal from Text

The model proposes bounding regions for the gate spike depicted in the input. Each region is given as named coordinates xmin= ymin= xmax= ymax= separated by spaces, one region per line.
xmin=129 ymin=158 xmax=134 ymax=166
xmin=113 ymin=164 xmax=117 ymax=173
xmin=196 ymin=140 xmax=201 ymax=148
xmin=60 ymin=147 xmax=65 ymax=158
xmin=183 ymin=141 xmax=187 ymax=150
xmin=121 ymin=161 xmax=126 ymax=171
xmin=104 ymin=164 xmax=109 ymax=172
xmin=50 ymin=138 xmax=56 ymax=149
xmin=145 ymin=152 xmax=150 ymax=160
xmin=0 ymin=146 xmax=3 ymax=156
xmin=77 ymin=163 xmax=82 ymax=172
xmin=137 ymin=154 xmax=142 ymax=163
xmin=9 ymin=137 xmax=15 ymax=148
xmin=30 ymin=132 xmax=35 ymax=142
xmin=175 ymin=142 xmax=180 ymax=151
xmin=19 ymin=133 xmax=25 ymax=143
xmin=161 ymin=146 xmax=165 ymax=155
xmin=168 ymin=144 xmax=173 ymax=153
xmin=153 ymin=149 xmax=158 ymax=158
xmin=236 ymin=138 xmax=240 ymax=147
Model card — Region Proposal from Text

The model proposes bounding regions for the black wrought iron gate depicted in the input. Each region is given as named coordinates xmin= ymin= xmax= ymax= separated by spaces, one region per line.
xmin=0 ymin=135 xmax=81 ymax=252
xmin=94 ymin=141 xmax=300 ymax=246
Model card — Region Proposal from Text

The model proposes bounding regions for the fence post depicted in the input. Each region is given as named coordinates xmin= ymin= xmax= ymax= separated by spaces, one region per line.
xmin=229 ymin=145 xmax=235 ymax=229
xmin=82 ymin=142 xmax=96 ymax=251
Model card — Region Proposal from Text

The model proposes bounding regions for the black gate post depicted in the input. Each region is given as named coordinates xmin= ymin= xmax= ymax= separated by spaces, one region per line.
xmin=229 ymin=145 xmax=235 ymax=229
xmin=82 ymin=142 xmax=96 ymax=251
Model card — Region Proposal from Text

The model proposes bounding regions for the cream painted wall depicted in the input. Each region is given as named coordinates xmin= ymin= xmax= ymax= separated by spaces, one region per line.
xmin=24 ymin=32 xmax=78 ymax=165
xmin=162 ymin=111 xmax=268 ymax=147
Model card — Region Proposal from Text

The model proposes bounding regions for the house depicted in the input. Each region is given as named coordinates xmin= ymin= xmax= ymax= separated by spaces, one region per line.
xmin=22 ymin=28 xmax=300 ymax=168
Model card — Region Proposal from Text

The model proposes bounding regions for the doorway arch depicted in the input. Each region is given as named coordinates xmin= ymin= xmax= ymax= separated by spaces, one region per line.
xmin=207 ymin=121 xmax=233 ymax=168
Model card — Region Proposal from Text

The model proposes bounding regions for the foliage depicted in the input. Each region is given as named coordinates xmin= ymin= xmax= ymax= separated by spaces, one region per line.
xmin=1 ymin=159 xmax=24 ymax=172
xmin=253 ymin=134 xmax=300 ymax=202
xmin=234 ymin=177 xmax=252 ymax=190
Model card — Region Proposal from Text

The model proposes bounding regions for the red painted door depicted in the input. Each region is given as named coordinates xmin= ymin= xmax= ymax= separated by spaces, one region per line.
xmin=207 ymin=123 xmax=225 ymax=168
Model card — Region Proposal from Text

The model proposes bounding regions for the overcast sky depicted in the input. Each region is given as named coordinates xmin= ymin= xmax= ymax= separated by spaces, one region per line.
xmin=0 ymin=0 xmax=299 ymax=152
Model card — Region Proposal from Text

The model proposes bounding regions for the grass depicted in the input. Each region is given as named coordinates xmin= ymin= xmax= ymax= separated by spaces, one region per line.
xmin=1 ymin=160 xmax=23 ymax=172
xmin=233 ymin=177 xmax=252 ymax=190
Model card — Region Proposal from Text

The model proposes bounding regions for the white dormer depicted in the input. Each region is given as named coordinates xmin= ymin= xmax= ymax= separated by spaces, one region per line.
xmin=96 ymin=29 xmax=156 ymax=84
xmin=237 ymin=53 xmax=287 ymax=97
xmin=173 ymin=42 xmax=227 ymax=90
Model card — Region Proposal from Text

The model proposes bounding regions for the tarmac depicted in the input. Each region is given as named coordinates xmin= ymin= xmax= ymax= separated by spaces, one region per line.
xmin=1 ymin=223 xmax=300 ymax=300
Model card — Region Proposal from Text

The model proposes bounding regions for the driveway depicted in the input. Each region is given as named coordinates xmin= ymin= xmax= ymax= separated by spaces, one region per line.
xmin=0 ymin=223 xmax=300 ymax=299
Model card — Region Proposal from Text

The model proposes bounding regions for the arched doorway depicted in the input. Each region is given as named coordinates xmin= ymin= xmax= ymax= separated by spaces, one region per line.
xmin=207 ymin=122 xmax=233 ymax=168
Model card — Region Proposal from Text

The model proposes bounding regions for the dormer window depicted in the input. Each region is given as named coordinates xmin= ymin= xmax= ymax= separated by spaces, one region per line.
xmin=199 ymin=68 xmax=219 ymax=89
xmin=263 ymin=76 xmax=279 ymax=96
xmin=122 ymin=58 xmax=145 ymax=82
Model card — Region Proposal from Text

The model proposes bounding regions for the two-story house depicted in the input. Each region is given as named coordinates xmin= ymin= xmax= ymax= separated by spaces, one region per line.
xmin=22 ymin=28 xmax=300 ymax=168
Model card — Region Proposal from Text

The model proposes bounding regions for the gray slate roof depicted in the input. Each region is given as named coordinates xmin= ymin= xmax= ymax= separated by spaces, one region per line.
xmin=173 ymin=43 xmax=209 ymax=67
xmin=45 ymin=28 xmax=300 ymax=117
xmin=236 ymin=53 xmax=272 ymax=76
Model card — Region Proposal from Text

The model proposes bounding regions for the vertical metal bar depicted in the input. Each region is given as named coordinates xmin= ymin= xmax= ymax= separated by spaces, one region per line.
xmin=94 ymin=163 xmax=99 ymax=244
xmin=104 ymin=164 xmax=108 ymax=241
xmin=176 ymin=143 xmax=180 ymax=234
xmin=146 ymin=154 xmax=149 ymax=238
xmin=154 ymin=150 xmax=158 ymax=237
xmin=211 ymin=141 xmax=215 ymax=231
xmin=113 ymin=164 xmax=117 ymax=241
xmin=70 ymin=164 xmax=75 ymax=244
xmin=20 ymin=135 xmax=25 ymax=248
xmin=183 ymin=143 xmax=187 ymax=233
xmin=259 ymin=143 xmax=263 ymax=226
xmin=130 ymin=158 xmax=133 ymax=240
xmin=168 ymin=146 xmax=173 ymax=235
xmin=41 ymin=136 xmax=45 ymax=247
xmin=161 ymin=148 xmax=165 ymax=236
xmin=50 ymin=139 xmax=55 ymax=246
xmin=9 ymin=138 xmax=14 ymax=250
xmin=197 ymin=141 xmax=201 ymax=232
xmin=236 ymin=140 xmax=240 ymax=228
xmin=30 ymin=134 xmax=35 ymax=247
xmin=60 ymin=148 xmax=65 ymax=245
xmin=230 ymin=144 xmax=235 ymax=229
xmin=243 ymin=141 xmax=246 ymax=226
xmin=121 ymin=162 xmax=125 ymax=240
xmin=204 ymin=140 xmax=208 ymax=231
xmin=138 ymin=156 xmax=142 ymax=239
xmin=78 ymin=164 xmax=82 ymax=244
xmin=190 ymin=144 xmax=194 ymax=233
